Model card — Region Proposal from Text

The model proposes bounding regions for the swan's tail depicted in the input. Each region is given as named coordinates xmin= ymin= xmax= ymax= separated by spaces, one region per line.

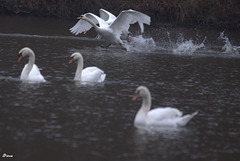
xmin=177 ymin=111 xmax=198 ymax=126
xmin=98 ymin=73 xmax=106 ymax=82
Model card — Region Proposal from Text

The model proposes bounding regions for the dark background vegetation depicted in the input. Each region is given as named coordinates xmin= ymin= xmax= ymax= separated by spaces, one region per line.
xmin=0 ymin=0 xmax=239 ymax=30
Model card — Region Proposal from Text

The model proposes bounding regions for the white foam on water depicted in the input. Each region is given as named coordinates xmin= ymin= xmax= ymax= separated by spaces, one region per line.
xmin=218 ymin=31 xmax=240 ymax=55
xmin=124 ymin=35 xmax=156 ymax=52
xmin=172 ymin=37 xmax=206 ymax=55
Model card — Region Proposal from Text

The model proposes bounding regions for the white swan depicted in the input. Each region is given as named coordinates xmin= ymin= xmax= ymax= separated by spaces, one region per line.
xmin=18 ymin=47 xmax=46 ymax=82
xmin=70 ymin=9 xmax=147 ymax=36
xmin=70 ymin=9 xmax=150 ymax=49
xmin=132 ymin=86 xmax=198 ymax=128
xmin=69 ymin=52 xmax=106 ymax=82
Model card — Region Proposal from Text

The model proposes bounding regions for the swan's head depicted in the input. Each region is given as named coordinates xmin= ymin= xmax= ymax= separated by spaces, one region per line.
xmin=77 ymin=15 xmax=85 ymax=20
xmin=18 ymin=47 xmax=34 ymax=62
xmin=69 ymin=52 xmax=83 ymax=64
xmin=132 ymin=86 xmax=151 ymax=101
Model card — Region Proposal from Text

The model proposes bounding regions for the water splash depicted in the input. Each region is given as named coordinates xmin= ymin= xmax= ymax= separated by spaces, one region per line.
xmin=173 ymin=36 xmax=206 ymax=55
xmin=218 ymin=31 xmax=240 ymax=55
xmin=124 ymin=35 xmax=156 ymax=52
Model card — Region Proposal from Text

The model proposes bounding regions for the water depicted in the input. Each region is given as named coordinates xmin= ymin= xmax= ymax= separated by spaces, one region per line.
xmin=0 ymin=15 xmax=240 ymax=161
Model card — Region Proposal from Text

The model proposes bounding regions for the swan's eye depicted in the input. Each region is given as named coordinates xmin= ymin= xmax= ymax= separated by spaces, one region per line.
xmin=136 ymin=90 xmax=140 ymax=95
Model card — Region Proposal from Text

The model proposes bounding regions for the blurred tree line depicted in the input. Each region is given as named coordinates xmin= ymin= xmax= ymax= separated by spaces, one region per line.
xmin=0 ymin=0 xmax=239 ymax=29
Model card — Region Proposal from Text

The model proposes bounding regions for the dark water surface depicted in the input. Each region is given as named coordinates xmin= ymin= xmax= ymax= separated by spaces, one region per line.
xmin=0 ymin=15 xmax=240 ymax=161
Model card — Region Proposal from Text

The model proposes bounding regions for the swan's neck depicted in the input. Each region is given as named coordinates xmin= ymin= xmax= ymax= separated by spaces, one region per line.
xmin=21 ymin=52 xmax=35 ymax=80
xmin=83 ymin=16 xmax=99 ymax=30
xmin=74 ymin=57 xmax=83 ymax=80
xmin=134 ymin=92 xmax=152 ymax=127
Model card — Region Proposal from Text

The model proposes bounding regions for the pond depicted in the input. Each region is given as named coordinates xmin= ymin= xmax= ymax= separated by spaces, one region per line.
xmin=0 ymin=15 xmax=240 ymax=161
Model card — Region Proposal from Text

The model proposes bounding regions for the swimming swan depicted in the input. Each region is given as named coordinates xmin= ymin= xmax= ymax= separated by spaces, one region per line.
xmin=69 ymin=52 xmax=106 ymax=82
xmin=132 ymin=86 xmax=198 ymax=128
xmin=18 ymin=47 xmax=46 ymax=82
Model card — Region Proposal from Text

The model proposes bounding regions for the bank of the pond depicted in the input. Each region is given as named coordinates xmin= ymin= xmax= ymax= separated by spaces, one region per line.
xmin=0 ymin=0 xmax=239 ymax=30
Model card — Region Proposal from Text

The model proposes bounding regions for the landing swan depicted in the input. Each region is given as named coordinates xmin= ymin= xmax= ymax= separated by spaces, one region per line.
xmin=18 ymin=47 xmax=46 ymax=82
xmin=69 ymin=52 xmax=106 ymax=82
xmin=132 ymin=86 xmax=198 ymax=128
xmin=70 ymin=9 xmax=150 ymax=49
xmin=70 ymin=9 xmax=148 ymax=36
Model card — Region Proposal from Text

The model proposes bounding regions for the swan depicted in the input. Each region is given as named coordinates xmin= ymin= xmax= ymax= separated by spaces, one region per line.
xmin=69 ymin=52 xmax=106 ymax=82
xmin=132 ymin=86 xmax=198 ymax=128
xmin=70 ymin=9 xmax=148 ymax=36
xmin=70 ymin=9 xmax=150 ymax=49
xmin=18 ymin=47 xmax=46 ymax=82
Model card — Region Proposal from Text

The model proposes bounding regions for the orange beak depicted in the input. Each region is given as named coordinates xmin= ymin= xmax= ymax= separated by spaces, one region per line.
xmin=69 ymin=58 xmax=74 ymax=64
xmin=77 ymin=16 xmax=82 ymax=19
xmin=18 ymin=55 xmax=23 ymax=62
xmin=83 ymin=31 xmax=87 ymax=34
xmin=132 ymin=94 xmax=139 ymax=101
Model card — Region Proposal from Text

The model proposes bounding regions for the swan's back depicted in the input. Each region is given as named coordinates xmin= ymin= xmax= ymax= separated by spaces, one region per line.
xmin=146 ymin=107 xmax=197 ymax=127
xmin=82 ymin=67 xmax=106 ymax=82
xmin=146 ymin=107 xmax=182 ymax=126
xmin=147 ymin=107 xmax=182 ymax=121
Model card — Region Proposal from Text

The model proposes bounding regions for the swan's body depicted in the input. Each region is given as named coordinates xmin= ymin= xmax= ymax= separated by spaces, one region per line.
xmin=69 ymin=52 xmax=106 ymax=82
xmin=70 ymin=9 xmax=151 ymax=49
xmin=132 ymin=86 xmax=198 ymax=128
xmin=18 ymin=47 xmax=46 ymax=82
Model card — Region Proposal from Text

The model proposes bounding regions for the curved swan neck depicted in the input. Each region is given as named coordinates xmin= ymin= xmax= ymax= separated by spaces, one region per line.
xmin=21 ymin=50 xmax=35 ymax=79
xmin=134 ymin=90 xmax=152 ymax=127
xmin=141 ymin=91 xmax=152 ymax=111
xmin=82 ymin=16 xmax=99 ymax=29
xmin=28 ymin=51 xmax=35 ymax=66
xmin=74 ymin=56 xmax=83 ymax=80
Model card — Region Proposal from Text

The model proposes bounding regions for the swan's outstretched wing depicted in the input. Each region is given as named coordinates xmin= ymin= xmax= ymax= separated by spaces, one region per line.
xmin=110 ymin=9 xmax=151 ymax=36
xmin=109 ymin=10 xmax=134 ymax=37
xmin=70 ymin=13 xmax=98 ymax=35
xmin=99 ymin=9 xmax=117 ymax=24
xmin=127 ymin=9 xmax=151 ymax=33
xmin=70 ymin=13 xmax=109 ymax=35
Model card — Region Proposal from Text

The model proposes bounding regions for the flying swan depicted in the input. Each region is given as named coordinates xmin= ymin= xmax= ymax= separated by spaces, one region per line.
xmin=18 ymin=47 xmax=46 ymax=82
xmin=132 ymin=86 xmax=198 ymax=128
xmin=69 ymin=52 xmax=106 ymax=82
